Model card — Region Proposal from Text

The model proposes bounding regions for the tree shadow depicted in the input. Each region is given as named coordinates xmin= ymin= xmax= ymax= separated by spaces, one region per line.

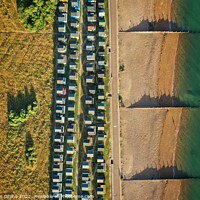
xmin=127 ymin=165 xmax=196 ymax=180
xmin=127 ymin=93 xmax=197 ymax=108
xmin=124 ymin=18 xmax=188 ymax=32
xmin=7 ymin=85 xmax=36 ymax=113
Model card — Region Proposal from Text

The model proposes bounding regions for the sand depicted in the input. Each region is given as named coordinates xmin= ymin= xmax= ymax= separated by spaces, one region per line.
xmin=121 ymin=108 xmax=183 ymax=179
xmin=119 ymin=0 xmax=173 ymax=31
xmin=122 ymin=179 xmax=184 ymax=200
xmin=119 ymin=32 xmax=179 ymax=107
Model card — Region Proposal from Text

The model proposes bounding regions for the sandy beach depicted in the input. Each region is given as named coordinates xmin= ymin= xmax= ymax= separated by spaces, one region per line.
xmin=122 ymin=179 xmax=184 ymax=200
xmin=119 ymin=32 xmax=179 ymax=107
xmin=119 ymin=0 xmax=174 ymax=31
xmin=120 ymin=108 xmax=183 ymax=179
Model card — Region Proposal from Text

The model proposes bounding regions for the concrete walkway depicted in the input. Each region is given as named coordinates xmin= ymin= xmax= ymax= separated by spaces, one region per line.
xmin=108 ymin=0 xmax=122 ymax=199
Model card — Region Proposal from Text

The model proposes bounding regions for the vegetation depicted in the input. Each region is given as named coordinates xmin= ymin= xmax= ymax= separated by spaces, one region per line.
xmin=119 ymin=64 xmax=125 ymax=72
xmin=26 ymin=144 xmax=37 ymax=165
xmin=0 ymin=1 xmax=54 ymax=195
xmin=17 ymin=0 xmax=58 ymax=31
xmin=8 ymin=102 xmax=38 ymax=127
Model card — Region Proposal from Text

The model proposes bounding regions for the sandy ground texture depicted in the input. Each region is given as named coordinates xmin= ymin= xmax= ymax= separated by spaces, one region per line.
xmin=121 ymin=108 xmax=183 ymax=179
xmin=122 ymin=179 xmax=185 ymax=200
xmin=119 ymin=32 xmax=179 ymax=108
xmin=119 ymin=0 xmax=174 ymax=31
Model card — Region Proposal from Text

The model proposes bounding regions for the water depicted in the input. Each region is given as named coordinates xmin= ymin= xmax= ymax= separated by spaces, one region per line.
xmin=173 ymin=33 xmax=200 ymax=200
xmin=172 ymin=1 xmax=200 ymax=32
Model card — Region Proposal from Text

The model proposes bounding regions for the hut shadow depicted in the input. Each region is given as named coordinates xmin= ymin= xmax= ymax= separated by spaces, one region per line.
xmin=123 ymin=18 xmax=187 ymax=32
xmin=127 ymin=93 xmax=196 ymax=108
xmin=7 ymin=85 xmax=36 ymax=113
xmin=126 ymin=165 xmax=195 ymax=180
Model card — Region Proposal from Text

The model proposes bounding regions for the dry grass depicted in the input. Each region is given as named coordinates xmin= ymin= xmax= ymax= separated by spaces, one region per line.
xmin=0 ymin=0 xmax=54 ymax=196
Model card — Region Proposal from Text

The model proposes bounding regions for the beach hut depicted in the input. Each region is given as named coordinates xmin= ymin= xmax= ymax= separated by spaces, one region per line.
xmin=54 ymin=145 xmax=64 ymax=153
xmin=88 ymin=24 xmax=96 ymax=32
xmin=65 ymin=178 xmax=73 ymax=188
xmin=87 ymin=3 xmax=96 ymax=13
xmin=57 ymin=55 xmax=67 ymax=64
xmin=57 ymin=43 xmax=66 ymax=53
xmin=54 ymin=134 xmax=64 ymax=143
xmin=71 ymin=0 xmax=80 ymax=10
xmin=52 ymin=183 xmax=62 ymax=193
xmin=53 ymin=163 xmax=63 ymax=172
xmin=88 ymin=107 xmax=95 ymax=115
xmin=69 ymin=83 xmax=77 ymax=91
xmin=86 ymin=63 xmax=95 ymax=72
xmin=66 ymin=168 xmax=73 ymax=176
xmin=98 ymin=9 xmax=105 ymax=18
xmin=58 ymin=23 xmax=66 ymax=33
xmin=86 ymin=75 xmax=95 ymax=83
xmin=71 ymin=10 xmax=80 ymax=19
xmin=57 ymin=65 xmax=65 ymax=74
xmin=98 ymin=82 xmax=105 ymax=90
xmin=97 ymin=163 xmax=106 ymax=173
xmin=58 ymin=2 xmax=67 ymax=13
xmin=69 ymin=71 xmax=77 ymax=80
xmin=97 ymin=112 xmax=105 ymax=121
xmin=56 ymin=105 xmax=66 ymax=114
xmin=85 ymin=116 xmax=93 ymax=125
xmin=87 ymin=33 xmax=95 ymax=41
xmin=57 ymin=77 xmax=67 ymax=85
xmin=58 ymin=34 xmax=67 ymax=42
xmin=97 ymin=133 xmax=106 ymax=142
xmin=68 ymin=114 xmax=75 ymax=122
xmin=82 ymin=161 xmax=90 ymax=169
xmin=66 ymin=157 xmax=73 ymax=165
xmin=83 ymin=138 xmax=93 ymax=147
xmin=97 ymin=155 xmax=104 ymax=163
xmin=98 ymin=124 xmax=105 ymax=131
xmin=70 ymin=29 xmax=79 ymax=39
xmin=98 ymin=37 xmax=105 ymax=47
xmin=82 ymin=182 xmax=90 ymax=192
xmin=67 ymin=135 xmax=75 ymax=144
xmin=69 ymin=62 xmax=78 ymax=70
xmin=53 ymin=173 xmax=63 ymax=183
xmin=98 ymin=57 xmax=106 ymax=67
xmin=66 ymin=147 xmax=75 ymax=155
xmin=86 ymin=41 xmax=95 ymax=51
xmin=56 ymin=87 xmax=66 ymax=95
xmin=87 ymin=126 xmax=96 ymax=136
xmin=97 ymin=144 xmax=104 ymax=152
xmin=56 ymin=97 xmax=66 ymax=105
xmin=99 ymin=19 xmax=106 ymax=27
xmin=68 ymin=92 xmax=76 ymax=101
xmin=70 ymin=50 xmax=78 ymax=60
xmin=70 ymin=18 xmax=79 ymax=28
xmin=65 ymin=189 xmax=72 ymax=198
xmin=88 ymin=86 xmax=96 ymax=94
xmin=82 ymin=173 xmax=90 ymax=181
xmin=67 ymin=124 xmax=76 ymax=132
xmin=86 ymin=52 xmax=95 ymax=61
xmin=68 ymin=102 xmax=75 ymax=111
xmin=98 ymin=0 xmax=104 ymax=8
xmin=55 ymin=125 xmax=65 ymax=133
xmin=97 ymin=70 xmax=105 ymax=78
xmin=52 ymin=193 xmax=62 ymax=200
xmin=58 ymin=13 xmax=67 ymax=23
xmin=97 ymin=176 xmax=105 ymax=184
xmin=98 ymin=92 xmax=105 ymax=100
xmin=87 ymin=149 xmax=94 ymax=158
xmin=53 ymin=154 xmax=63 ymax=162
xmin=98 ymin=48 xmax=105 ymax=56
xmin=70 ymin=39 xmax=78 ymax=49
xmin=87 ymin=13 xmax=96 ymax=22
xmin=98 ymin=102 xmax=105 ymax=110
xmin=98 ymin=27 xmax=106 ymax=37
xmin=85 ymin=96 xmax=94 ymax=105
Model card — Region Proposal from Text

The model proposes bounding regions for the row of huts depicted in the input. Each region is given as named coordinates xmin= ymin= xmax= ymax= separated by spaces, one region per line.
xmin=52 ymin=0 xmax=80 ymax=199
xmin=80 ymin=0 xmax=107 ymax=199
